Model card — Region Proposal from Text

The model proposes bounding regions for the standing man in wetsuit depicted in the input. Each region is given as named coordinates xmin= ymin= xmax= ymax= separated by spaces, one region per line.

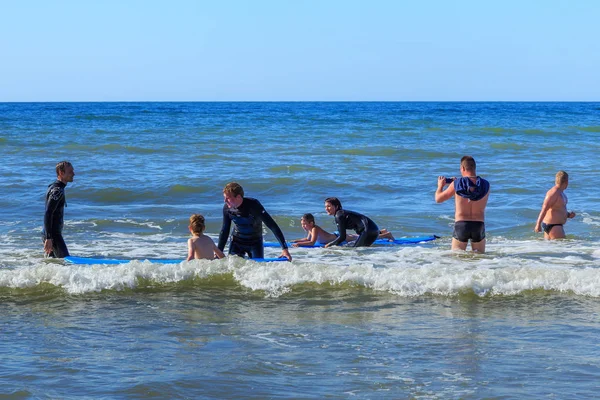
xmin=435 ymin=156 xmax=490 ymax=253
xmin=218 ymin=182 xmax=292 ymax=261
xmin=323 ymin=197 xmax=380 ymax=247
xmin=42 ymin=161 xmax=75 ymax=258
xmin=534 ymin=171 xmax=576 ymax=239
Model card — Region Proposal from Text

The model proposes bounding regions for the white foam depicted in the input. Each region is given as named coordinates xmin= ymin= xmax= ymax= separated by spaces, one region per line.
xmin=0 ymin=258 xmax=233 ymax=294
xmin=0 ymin=221 xmax=20 ymax=227
xmin=581 ymin=212 xmax=600 ymax=226
xmin=113 ymin=219 xmax=163 ymax=230
xmin=2 ymin=236 xmax=600 ymax=297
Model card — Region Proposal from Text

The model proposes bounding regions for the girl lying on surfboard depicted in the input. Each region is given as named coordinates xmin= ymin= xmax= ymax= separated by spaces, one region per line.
xmin=291 ymin=213 xmax=394 ymax=248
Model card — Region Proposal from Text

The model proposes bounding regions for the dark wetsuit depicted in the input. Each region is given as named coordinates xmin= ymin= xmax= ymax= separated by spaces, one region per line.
xmin=217 ymin=197 xmax=288 ymax=259
xmin=42 ymin=180 xmax=70 ymax=258
xmin=328 ymin=209 xmax=379 ymax=247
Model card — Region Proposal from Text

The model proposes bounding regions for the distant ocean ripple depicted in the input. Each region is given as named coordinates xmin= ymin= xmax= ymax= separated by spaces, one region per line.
xmin=1 ymin=102 xmax=600 ymax=398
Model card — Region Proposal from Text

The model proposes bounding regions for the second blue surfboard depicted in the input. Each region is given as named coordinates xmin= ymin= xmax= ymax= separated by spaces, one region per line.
xmin=264 ymin=235 xmax=439 ymax=248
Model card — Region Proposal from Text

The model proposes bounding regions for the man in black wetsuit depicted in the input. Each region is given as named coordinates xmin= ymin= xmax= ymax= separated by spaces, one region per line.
xmin=218 ymin=182 xmax=292 ymax=261
xmin=323 ymin=197 xmax=380 ymax=247
xmin=42 ymin=161 xmax=75 ymax=258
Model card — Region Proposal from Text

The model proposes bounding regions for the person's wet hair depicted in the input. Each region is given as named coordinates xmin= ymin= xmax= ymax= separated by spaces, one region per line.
xmin=223 ymin=182 xmax=244 ymax=198
xmin=55 ymin=161 xmax=72 ymax=176
xmin=460 ymin=156 xmax=476 ymax=172
xmin=556 ymin=170 xmax=568 ymax=185
xmin=189 ymin=214 xmax=206 ymax=235
xmin=325 ymin=197 xmax=342 ymax=210
xmin=301 ymin=213 xmax=315 ymax=224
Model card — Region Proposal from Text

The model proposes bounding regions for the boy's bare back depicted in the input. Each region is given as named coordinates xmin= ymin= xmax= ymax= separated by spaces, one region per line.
xmin=188 ymin=235 xmax=221 ymax=260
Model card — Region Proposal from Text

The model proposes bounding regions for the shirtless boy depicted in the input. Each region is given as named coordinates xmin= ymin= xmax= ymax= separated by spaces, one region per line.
xmin=534 ymin=171 xmax=576 ymax=239
xmin=187 ymin=214 xmax=225 ymax=260
xmin=435 ymin=156 xmax=490 ymax=253
xmin=291 ymin=213 xmax=338 ymax=247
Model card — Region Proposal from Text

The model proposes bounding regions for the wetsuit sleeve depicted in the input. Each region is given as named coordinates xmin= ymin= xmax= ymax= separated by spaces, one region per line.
xmin=43 ymin=187 xmax=62 ymax=240
xmin=217 ymin=205 xmax=232 ymax=251
xmin=328 ymin=211 xmax=347 ymax=246
xmin=255 ymin=201 xmax=288 ymax=250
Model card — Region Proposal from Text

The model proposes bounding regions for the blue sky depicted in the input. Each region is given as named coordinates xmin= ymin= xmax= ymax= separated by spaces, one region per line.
xmin=1 ymin=0 xmax=598 ymax=101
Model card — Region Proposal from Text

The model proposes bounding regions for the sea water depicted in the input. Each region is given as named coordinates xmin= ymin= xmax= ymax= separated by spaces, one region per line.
xmin=1 ymin=102 xmax=599 ymax=398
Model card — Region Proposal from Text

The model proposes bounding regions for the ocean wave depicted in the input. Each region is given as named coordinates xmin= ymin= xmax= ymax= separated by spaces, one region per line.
xmin=579 ymin=126 xmax=600 ymax=133
xmin=523 ymin=129 xmax=556 ymax=135
xmin=366 ymin=184 xmax=399 ymax=193
xmin=490 ymin=142 xmax=527 ymax=150
xmin=503 ymin=187 xmax=536 ymax=194
xmin=213 ymin=130 xmax=242 ymax=136
xmin=73 ymin=184 xmax=210 ymax=203
xmin=267 ymin=165 xmax=323 ymax=173
xmin=74 ymin=187 xmax=149 ymax=203
xmin=399 ymin=149 xmax=449 ymax=159
xmin=480 ymin=126 xmax=563 ymax=137
xmin=167 ymin=184 xmax=212 ymax=195
xmin=582 ymin=213 xmax=600 ymax=227
xmin=242 ymin=179 xmax=305 ymax=193
xmin=482 ymin=127 xmax=516 ymax=134
xmin=62 ymin=143 xmax=163 ymax=154
xmin=339 ymin=147 xmax=397 ymax=157
xmin=381 ymin=127 xmax=416 ymax=132
xmin=1 ymin=248 xmax=599 ymax=298
xmin=74 ymin=114 xmax=129 ymax=121
xmin=70 ymin=218 xmax=166 ymax=230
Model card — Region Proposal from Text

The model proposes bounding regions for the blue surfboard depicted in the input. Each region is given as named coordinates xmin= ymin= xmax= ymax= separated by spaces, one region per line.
xmin=264 ymin=235 xmax=439 ymax=248
xmin=64 ymin=256 xmax=288 ymax=265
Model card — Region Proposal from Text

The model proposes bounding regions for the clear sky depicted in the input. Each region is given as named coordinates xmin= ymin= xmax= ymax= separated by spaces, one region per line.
xmin=1 ymin=0 xmax=598 ymax=101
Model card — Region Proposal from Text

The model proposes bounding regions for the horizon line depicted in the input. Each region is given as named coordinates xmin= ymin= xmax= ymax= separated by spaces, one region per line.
xmin=1 ymin=100 xmax=599 ymax=103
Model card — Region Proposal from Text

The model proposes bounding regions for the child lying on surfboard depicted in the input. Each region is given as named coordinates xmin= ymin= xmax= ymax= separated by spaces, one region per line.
xmin=291 ymin=213 xmax=394 ymax=248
